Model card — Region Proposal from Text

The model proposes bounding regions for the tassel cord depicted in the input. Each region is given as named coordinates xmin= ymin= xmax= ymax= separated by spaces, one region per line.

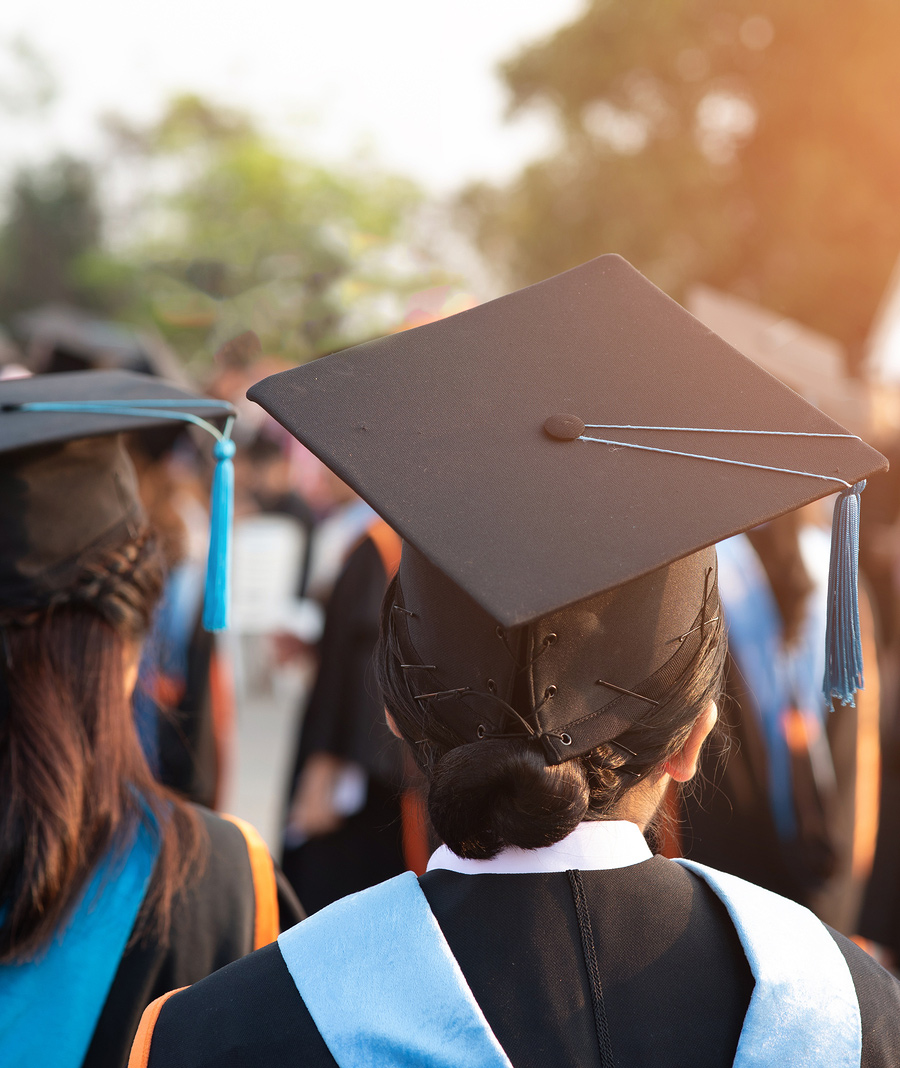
xmin=17 ymin=402 xmax=234 ymax=446
xmin=580 ymin=435 xmax=852 ymax=488
xmin=202 ymin=431 xmax=236 ymax=633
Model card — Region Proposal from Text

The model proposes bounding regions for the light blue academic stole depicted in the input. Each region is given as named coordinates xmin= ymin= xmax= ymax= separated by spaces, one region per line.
xmin=0 ymin=818 xmax=159 ymax=1068
xmin=717 ymin=534 xmax=798 ymax=839
xmin=277 ymin=866 xmax=862 ymax=1068
xmin=675 ymin=859 xmax=861 ymax=1068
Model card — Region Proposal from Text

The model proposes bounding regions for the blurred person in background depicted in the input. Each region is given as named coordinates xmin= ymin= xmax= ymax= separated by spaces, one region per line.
xmin=281 ymin=484 xmax=430 ymax=914
xmin=15 ymin=318 xmax=239 ymax=807
xmin=233 ymin=429 xmax=317 ymax=598
xmin=859 ymin=711 xmax=900 ymax=968
xmin=12 ymin=306 xmax=187 ymax=384
xmin=856 ymin=437 xmax=900 ymax=966
xmin=680 ymin=509 xmax=881 ymax=935
xmin=129 ymin=425 xmax=231 ymax=809
xmin=0 ymin=371 xmax=302 ymax=1068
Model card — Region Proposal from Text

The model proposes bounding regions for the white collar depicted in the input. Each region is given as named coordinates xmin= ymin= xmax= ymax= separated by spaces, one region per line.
xmin=426 ymin=820 xmax=653 ymax=875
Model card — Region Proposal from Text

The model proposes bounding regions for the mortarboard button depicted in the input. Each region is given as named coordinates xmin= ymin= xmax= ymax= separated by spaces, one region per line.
xmin=543 ymin=414 xmax=585 ymax=441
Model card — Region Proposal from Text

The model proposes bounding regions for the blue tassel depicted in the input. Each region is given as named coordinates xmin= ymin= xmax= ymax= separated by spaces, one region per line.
xmin=203 ymin=437 xmax=236 ymax=632
xmin=822 ymin=480 xmax=866 ymax=709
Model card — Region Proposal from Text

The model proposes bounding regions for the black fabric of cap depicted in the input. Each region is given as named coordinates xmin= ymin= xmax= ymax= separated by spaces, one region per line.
xmin=249 ymin=254 xmax=885 ymax=626
xmin=248 ymin=254 xmax=887 ymax=759
xmin=391 ymin=541 xmax=719 ymax=762
xmin=0 ymin=369 xmax=233 ymax=608
xmin=0 ymin=435 xmax=144 ymax=606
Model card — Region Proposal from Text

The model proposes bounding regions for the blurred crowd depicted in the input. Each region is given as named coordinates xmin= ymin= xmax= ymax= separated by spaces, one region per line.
xmin=0 ymin=305 xmax=430 ymax=916
xmin=7 ymin=296 xmax=900 ymax=951
xmin=4 ymin=284 xmax=900 ymax=1040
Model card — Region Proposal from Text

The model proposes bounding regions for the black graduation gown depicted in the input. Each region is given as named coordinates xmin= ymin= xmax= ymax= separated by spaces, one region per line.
xmin=859 ymin=723 xmax=900 ymax=956
xmin=282 ymin=530 xmax=407 ymax=913
xmin=152 ymin=621 xmax=220 ymax=808
xmin=84 ymin=807 xmax=303 ymax=1068
xmin=135 ymin=856 xmax=900 ymax=1068
xmin=680 ymin=648 xmax=870 ymax=932
xmin=135 ymin=579 xmax=223 ymax=810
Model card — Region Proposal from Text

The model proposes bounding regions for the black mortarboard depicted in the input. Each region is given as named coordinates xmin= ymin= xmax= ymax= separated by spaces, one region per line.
xmin=14 ymin=305 xmax=190 ymax=384
xmin=249 ymin=255 xmax=887 ymax=761
xmin=0 ymin=370 xmax=236 ymax=630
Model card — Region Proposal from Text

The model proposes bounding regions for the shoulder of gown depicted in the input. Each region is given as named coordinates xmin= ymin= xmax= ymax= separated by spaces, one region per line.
xmin=87 ymin=806 xmax=303 ymax=1068
xmin=133 ymin=859 xmax=900 ymax=1068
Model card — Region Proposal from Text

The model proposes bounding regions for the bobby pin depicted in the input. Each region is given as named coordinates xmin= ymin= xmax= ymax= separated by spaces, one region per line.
xmin=392 ymin=604 xmax=416 ymax=617
xmin=473 ymin=688 xmax=540 ymax=736
xmin=413 ymin=686 xmax=471 ymax=702
xmin=401 ymin=664 xmax=437 ymax=670
xmin=594 ymin=678 xmax=659 ymax=706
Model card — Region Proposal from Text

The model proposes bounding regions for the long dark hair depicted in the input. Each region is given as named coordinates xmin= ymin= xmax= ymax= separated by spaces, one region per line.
xmin=376 ymin=574 xmax=727 ymax=860
xmin=0 ymin=530 xmax=205 ymax=962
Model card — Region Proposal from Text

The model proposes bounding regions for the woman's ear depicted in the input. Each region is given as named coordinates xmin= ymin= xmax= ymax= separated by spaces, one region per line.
xmin=385 ymin=709 xmax=402 ymax=739
xmin=665 ymin=701 xmax=718 ymax=783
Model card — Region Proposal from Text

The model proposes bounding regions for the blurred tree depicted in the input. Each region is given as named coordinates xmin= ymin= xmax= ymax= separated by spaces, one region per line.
xmin=0 ymin=93 xmax=442 ymax=366
xmin=461 ymin=1 xmax=900 ymax=367
xmin=0 ymin=155 xmax=103 ymax=317
xmin=99 ymin=94 xmax=438 ymax=364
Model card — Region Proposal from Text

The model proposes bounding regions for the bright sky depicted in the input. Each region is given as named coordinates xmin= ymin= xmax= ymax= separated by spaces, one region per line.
xmin=0 ymin=0 xmax=585 ymax=194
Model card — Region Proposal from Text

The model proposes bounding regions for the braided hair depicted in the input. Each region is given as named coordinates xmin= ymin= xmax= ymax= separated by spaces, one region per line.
xmin=0 ymin=528 xmax=205 ymax=961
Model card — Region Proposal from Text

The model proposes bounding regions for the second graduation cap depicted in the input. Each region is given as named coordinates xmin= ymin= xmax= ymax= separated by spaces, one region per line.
xmin=0 ymin=369 xmax=236 ymax=631
xmin=249 ymin=254 xmax=887 ymax=761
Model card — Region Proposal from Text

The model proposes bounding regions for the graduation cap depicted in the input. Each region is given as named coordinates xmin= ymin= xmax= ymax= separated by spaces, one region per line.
xmin=248 ymin=255 xmax=887 ymax=762
xmin=14 ymin=305 xmax=191 ymax=385
xmin=0 ymin=370 xmax=236 ymax=631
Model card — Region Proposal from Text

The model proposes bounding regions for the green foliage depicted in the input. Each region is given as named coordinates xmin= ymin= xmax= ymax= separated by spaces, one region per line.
xmin=0 ymin=155 xmax=103 ymax=318
xmin=463 ymin=0 xmax=900 ymax=364
xmin=102 ymin=94 xmax=435 ymax=364
xmin=0 ymin=93 xmax=440 ymax=366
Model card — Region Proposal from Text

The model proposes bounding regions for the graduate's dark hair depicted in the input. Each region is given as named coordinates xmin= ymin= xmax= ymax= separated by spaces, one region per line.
xmin=0 ymin=529 xmax=206 ymax=962
xmin=376 ymin=575 xmax=727 ymax=860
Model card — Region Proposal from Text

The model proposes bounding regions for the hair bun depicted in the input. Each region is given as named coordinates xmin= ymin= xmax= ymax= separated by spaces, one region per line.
xmin=428 ymin=740 xmax=590 ymax=860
